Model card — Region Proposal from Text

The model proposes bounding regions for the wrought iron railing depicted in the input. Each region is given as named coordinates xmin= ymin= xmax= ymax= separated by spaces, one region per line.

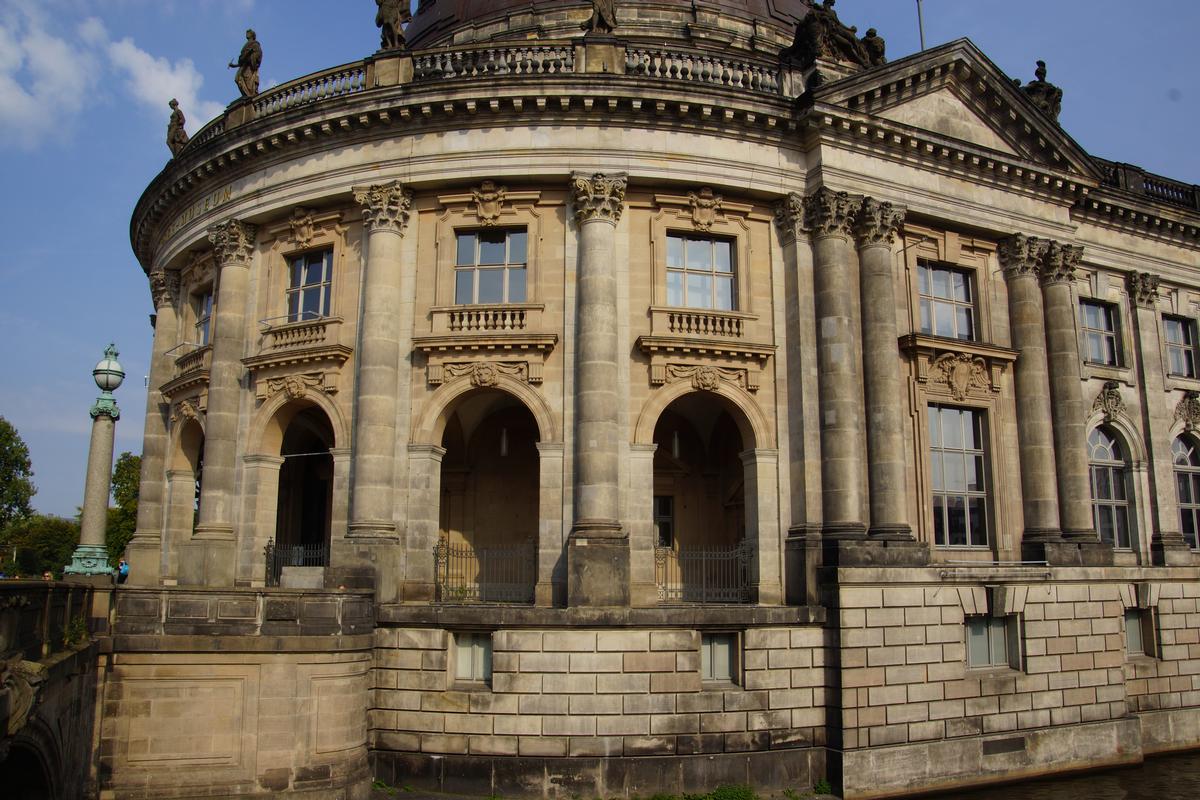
xmin=434 ymin=537 xmax=536 ymax=604
xmin=655 ymin=541 xmax=752 ymax=603
xmin=264 ymin=538 xmax=330 ymax=587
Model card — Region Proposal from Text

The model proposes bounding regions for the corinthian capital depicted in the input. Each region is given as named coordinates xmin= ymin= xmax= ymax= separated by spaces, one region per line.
xmin=354 ymin=180 xmax=413 ymax=234
xmin=773 ymin=192 xmax=805 ymax=244
xmin=855 ymin=197 xmax=905 ymax=247
xmin=1039 ymin=241 xmax=1083 ymax=286
xmin=802 ymin=187 xmax=859 ymax=239
xmin=571 ymin=172 xmax=627 ymax=224
xmin=997 ymin=233 xmax=1047 ymax=280
xmin=207 ymin=219 xmax=258 ymax=267
xmin=1127 ymin=271 xmax=1160 ymax=307
xmin=148 ymin=268 xmax=180 ymax=310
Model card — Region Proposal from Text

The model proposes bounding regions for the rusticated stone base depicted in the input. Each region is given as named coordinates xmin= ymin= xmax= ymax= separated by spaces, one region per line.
xmin=371 ymin=748 xmax=825 ymax=798
xmin=567 ymin=530 xmax=630 ymax=607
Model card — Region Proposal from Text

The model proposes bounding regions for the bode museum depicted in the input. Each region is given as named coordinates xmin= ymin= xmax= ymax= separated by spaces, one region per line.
xmin=93 ymin=0 xmax=1200 ymax=797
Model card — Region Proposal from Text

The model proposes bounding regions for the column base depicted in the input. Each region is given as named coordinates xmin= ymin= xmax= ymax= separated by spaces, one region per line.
xmin=63 ymin=544 xmax=115 ymax=578
xmin=822 ymin=522 xmax=867 ymax=540
xmin=123 ymin=538 xmax=163 ymax=586
xmin=346 ymin=520 xmax=397 ymax=539
xmin=178 ymin=539 xmax=237 ymax=586
xmin=1026 ymin=538 xmax=1113 ymax=567
xmin=867 ymin=523 xmax=914 ymax=541
xmin=1151 ymin=533 xmax=1195 ymax=566
xmin=821 ymin=537 xmax=929 ymax=568
xmin=568 ymin=521 xmax=629 ymax=607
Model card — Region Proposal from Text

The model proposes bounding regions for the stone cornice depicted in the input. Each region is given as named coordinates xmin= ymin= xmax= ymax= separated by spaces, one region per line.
xmin=208 ymin=219 xmax=257 ymax=267
xmin=353 ymin=181 xmax=413 ymax=234
xmin=802 ymin=187 xmax=859 ymax=239
xmin=1073 ymin=194 xmax=1200 ymax=249
xmin=855 ymin=197 xmax=905 ymax=248
xmin=571 ymin=172 xmax=627 ymax=225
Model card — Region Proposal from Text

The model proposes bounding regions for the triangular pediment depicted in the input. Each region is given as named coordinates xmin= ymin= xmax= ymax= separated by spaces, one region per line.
xmin=811 ymin=39 xmax=1102 ymax=182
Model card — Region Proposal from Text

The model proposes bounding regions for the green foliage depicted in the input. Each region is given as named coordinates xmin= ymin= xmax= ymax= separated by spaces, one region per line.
xmin=371 ymin=778 xmax=397 ymax=795
xmin=0 ymin=415 xmax=36 ymax=532
xmin=813 ymin=779 xmax=832 ymax=796
xmin=105 ymin=452 xmax=140 ymax=566
xmin=0 ymin=514 xmax=79 ymax=578
xmin=63 ymin=616 xmax=89 ymax=647
xmin=710 ymin=787 xmax=755 ymax=800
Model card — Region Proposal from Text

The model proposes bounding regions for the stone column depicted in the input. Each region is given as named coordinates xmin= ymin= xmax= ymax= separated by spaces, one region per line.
xmin=66 ymin=358 xmax=122 ymax=580
xmin=998 ymin=235 xmax=1062 ymax=552
xmin=855 ymin=199 xmax=912 ymax=540
xmin=1127 ymin=272 xmax=1192 ymax=565
xmin=1039 ymin=242 xmax=1098 ymax=542
xmin=125 ymin=268 xmax=180 ymax=585
xmin=535 ymin=442 xmax=567 ymax=606
xmin=741 ymin=448 xmax=783 ymax=605
xmin=347 ymin=181 xmax=413 ymax=538
xmin=627 ymin=443 xmax=658 ymax=607
xmin=804 ymin=188 xmax=866 ymax=538
xmin=567 ymin=172 xmax=630 ymax=607
xmin=239 ymin=454 xmax=283 ymax=586
xmin=188 ymin=218 xmax=256 ymax=586
xmin=404 ymin=444 xmax=445 ymax=602
xmin=162 ymin=469 xmax=196 ymax=582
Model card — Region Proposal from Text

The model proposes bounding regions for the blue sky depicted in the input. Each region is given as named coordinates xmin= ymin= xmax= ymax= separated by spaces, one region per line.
xmin=0 ymin=0 xmax=1197 ymax=517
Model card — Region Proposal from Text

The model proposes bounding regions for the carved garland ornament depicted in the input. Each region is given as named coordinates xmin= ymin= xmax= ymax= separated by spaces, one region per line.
xmin=172 ymin=399 xmax=202 ymax=424
xmin=472 ymin=181 xmax=509 ymax=226
xmin=1092 ymin=380 xmax=1127 ymax=422
xmin=571 ymin=172 xmax=626 ymax=224
xmin=664 ymin=364 xmax=746 ymax=391
xmin=1176 ymin=391 xmax=1200 ymax=431
xmin=688 ymin=188 xmax=723 ymax=232
xmin=266 ymin=373 xmax=326 ymax=400
xmin=927 ymin=353 xmax=990 ymax=401
xmin=354 ymin=180 xmax=413 ymax=234
xmin=442 ymin=360 xmax=530 ymax=387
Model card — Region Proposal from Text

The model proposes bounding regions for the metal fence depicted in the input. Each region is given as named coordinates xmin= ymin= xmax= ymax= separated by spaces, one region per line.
xmin=264 ymin=539 xmax=329 ymax=587
xmin=655 ymin=541 xmax=752 ymax=603
xmin=434 ymin=538 xmax=536 ymax=604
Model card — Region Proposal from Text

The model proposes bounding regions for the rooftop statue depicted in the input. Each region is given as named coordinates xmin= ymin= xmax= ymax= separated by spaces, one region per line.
xmin=229 ymin=29 xmax=262 ymax=99
xmin=781 ymin=0 xmax=880 ymax=70
xmin=582 ymin=0 xmax=619 ymax=35
xmin=1021 ymin=60 xmax=1063 ymax=121
xmin=166 ymin=99 xmax=189 ymax=158
xmin=376 ymin=0 xmax=412 ymax=51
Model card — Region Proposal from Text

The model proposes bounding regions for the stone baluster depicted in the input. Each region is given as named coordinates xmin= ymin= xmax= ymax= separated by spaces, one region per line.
xmin=186 ymin=218 xmax=256 ymax=586
xmin=125 ymin=268 xmax=181 ymax=585
xmin=1039 ymin=242 xmax=1099 ymax=546
xmin=567 ymin=171 xmax=629 ymax=607
xmin=855 ymin=199 xmax=912 ymax=540
xmin=804 ymin=188 xmax=867 ymax=538
xmin=998 ymin=234 xmax=1062 ymax=553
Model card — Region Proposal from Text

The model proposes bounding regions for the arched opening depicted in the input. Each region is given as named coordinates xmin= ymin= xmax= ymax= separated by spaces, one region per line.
xmin=0 ymin=742 xmax=54 ymax=800
xmin=1088 ymin=426 xmax=1134 ymax=550
xmin=175 ymin=419 xmax=205 ymax=524
xmin=652 ymin=392 xmax=749 ymax=603
xmin=269 ymin=406 xmax=334 ymax=583
xmin=437 ymin=389 xmax=540 ymax=603
xmin=1172 ymin=434 xmax=1200 ymax=550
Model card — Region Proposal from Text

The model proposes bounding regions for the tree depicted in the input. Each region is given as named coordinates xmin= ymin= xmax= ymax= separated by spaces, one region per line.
xmin=0 ymin=514 xmax=79 ymax=578
xmin=0 ymin=415 xmax=36 ymax=532
xmin=106 ymin=452 xmax=141 ymax=566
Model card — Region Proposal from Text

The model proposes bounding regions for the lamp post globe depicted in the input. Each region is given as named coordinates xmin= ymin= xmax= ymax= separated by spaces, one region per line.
xmin=93 ymin=343 xmax=125 ymax=393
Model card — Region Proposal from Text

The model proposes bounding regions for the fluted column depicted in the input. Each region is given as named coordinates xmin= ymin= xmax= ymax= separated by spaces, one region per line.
xmin=998 ymin=235 xmax=1061 ymax=544
xmin=125 ymin=268 xmax=180 ymax=585
xmin=804 ymin=188 xmax=866 ymax=537
xmin=855 ymin=199 xmax=911 ymax=539
xmin=1040 ymin=242 xmax=1096 ymax=540
xmin=348 ymin=181 xmax=412 ymax=538
xmin=567 ymin=171 xmax=629 ymax=607
xmin=189 ymin=219 xmax=255 ymax=585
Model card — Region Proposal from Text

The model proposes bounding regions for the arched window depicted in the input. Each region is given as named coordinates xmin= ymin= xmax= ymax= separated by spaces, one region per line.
xmin=1172 ymin=436 xmax=1200 ymax=549
xmin=1088 ymin=427 xmax=1132 ymax=549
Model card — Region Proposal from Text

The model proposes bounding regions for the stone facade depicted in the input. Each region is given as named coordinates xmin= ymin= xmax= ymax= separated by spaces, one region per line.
xmin=108 ymin=1 xmax=1200 ymax=798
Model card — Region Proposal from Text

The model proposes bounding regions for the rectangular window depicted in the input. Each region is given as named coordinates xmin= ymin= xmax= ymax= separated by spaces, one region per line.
xmin=1080 ymin=300 xmax=1121 ymax=366
xmin=454 ymin=229 xmax=527 ymax=304
xmin=194 ymin=290 xmax=214 ymax=346
xmin=1124 ymin=609 xmax=1155 ymax=658
xmin=666 ymin=233 xmax=736 ymax=311
xmin=1164 ymin=316 xmax=1198 ymax=378
xmin=918 ymin=262 xmax=975 ymax=340
xmin=654 ymin=495 xmax=675 ymax=548
xmin=965 ymin=615 xmax=1016 ymax=669
xmin=453 ymin=631 xmax=492 ymax=683
xmin=928 ymin=405 xmax=989 ymax=547
xmin=701 ymin=632 xmax=738 ymax=683
xmin=286 ymin=249 xmax=333 ymax=322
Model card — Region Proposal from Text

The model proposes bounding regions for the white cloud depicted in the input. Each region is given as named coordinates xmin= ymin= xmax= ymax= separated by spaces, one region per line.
xmin=106 ymin=35 xmax=225 ymax=126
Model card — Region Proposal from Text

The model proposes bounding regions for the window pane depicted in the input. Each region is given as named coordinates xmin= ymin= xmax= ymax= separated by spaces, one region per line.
xmin=935 ymin=302 xmax=956 ymax=337
xmin=931 ymin=453 xmax=943 ymax=490
xmin=942 ymin=410 xmax=963 ymax=450
xmin=932 ymin=496 xmax=946 ymax=545
xmin=968 ymin=498 xmax=987 ymax=546
xmin=931 ymin=268 xmax=950 ymax=299
xmin=508 ymin=231 xmax=527 ymax=265
xmin=479 ymin=232 xmax=506 ymax=265
xmin=956 ymin=307 xmax=974 ymax=340
xmin=917 ymin=265 xmax=930 ymax=295
xmin=715 ymin=277 xmax=734 ymax=311
xmin=455 ymin=271 xmax=474 ymax=304
xmin=287 ymin=293 xmax=299 ymax=320
xmin=1115 ymin=510 xmax=1130 ymax=549
xmin=455 ymin=635 xmax=474 ymax=678
xmin=508 ymin=268 xmax=527 ymax=303
xmin=686 ymin=238 xmax=711 ymax=269
xmin=302 ymin=289 xmax=321 ymax=319
xmin=714 ymin=240 xmax=732 ymax=273
xmin=1098 ymin=506 xmax=1115 ymax=545
xmin=947 ymin=496 xmax=967 ymax=546
xmin=687 ymin=273 xmax=712 ymax=308
xmin=967 ymin=456 xmax=984 ymax=492
xmin=323 ymin=284 xmax=332 ymax=317
xmin=667 ymin=272 xmax=683 ymax=307
xmin=291 ymin=260 xmax=304 ymax=288
xmin=1166 ymin=319 xmax=1183 ymax=344
xmin=919 ymin=298 xmax=932 ymax=334
xmin=927 ymin=406 xmax=941 ymax=447
xmin=966 ymin=618 xmax=989 ymax=667
xmin=988 ymin=618 xmax=1007 ymax=665
xmin=1094 ymin=467 xmax=1112 ymax=500
xmin=477 ymin=270 xmax=503 ymax=303
xmin=667 ymin=235 xmax=684 ymax=268
xmin=456 ymin=233 xmax=476 ymax=266
xmin=944 ymin=454 xmax=966 ymax=492
xmin=1125 ymin=610 xmax=1143 ymax=655
xmin=305 ymin=258 xmax=323 ymax=286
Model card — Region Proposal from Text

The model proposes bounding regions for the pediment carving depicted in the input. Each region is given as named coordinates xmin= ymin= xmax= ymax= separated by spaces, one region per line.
xmin=655 ymin=363 xmax=748 ymax=392
xmin=901 ymin=335 xmax=1017 ymax=399
xmin=428 ymin=359 xmax=535 ymax=387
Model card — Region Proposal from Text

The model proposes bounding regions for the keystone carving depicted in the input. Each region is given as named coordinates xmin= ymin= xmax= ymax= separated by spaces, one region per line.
xmin=928 ymin=352 xmax=990 ymax=401
xmin=855 ymin=197 xmax=905 ymax=247
xmin=803 ymin=188 xmax=859 ymax=239
xmin=1038 ymin=242 xmax=1083 ymax=286
xmin=354 ymin=181 xmax=413 ymax=234
xmin=1092 ymin=381 xmax=1126 ymax=422
xmin=688 ymin=188 xmax=723 ymax=232
xmin=2 ymin=657 xmax=45 ymax=736
xmin=172 ymin=399 xmax=203 ymax=424
xmin=472 ymin=181 xmax=508 ymax=226
xmin=288 ymin=207 xmax=316 ymax=247
xmin=997 ymin=233 xmax=1048 ymax=279
xmin=773 ymin=193 xmax=805 ymax=244
xmin=663 ymin=363 xmax=746 ymax=391
xmin=1127 ymin=271 xmax=1160 ymax=307
xmin=149 ymin=268 xmax=180 ymax=310
xmin=266 ymin=373 xmax=325 ymax=400
xmin=571 ymin=172 xmax=627 ymax=224
xmin=208 ymin=219 xmax=258 ymax=266
xmin=1176 ymin=391 xmax=1200 ymax=431
xmin=441 ymin=361 xmax=529 ymax=387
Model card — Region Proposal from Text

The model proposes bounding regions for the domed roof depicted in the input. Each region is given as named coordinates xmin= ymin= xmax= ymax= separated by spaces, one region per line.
xmin=406 ymin=0 xmax=812 ymax=49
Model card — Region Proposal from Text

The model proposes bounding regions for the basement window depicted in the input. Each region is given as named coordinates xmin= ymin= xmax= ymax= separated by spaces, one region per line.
xmin=453 ymin=631 xmax=493 ymax=684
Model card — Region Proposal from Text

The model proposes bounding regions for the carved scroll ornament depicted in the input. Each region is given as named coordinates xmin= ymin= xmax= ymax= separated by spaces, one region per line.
xmin=354 ymin=181 xmax=413 ymax=234
xmin=928 ymin=352 xmax=990 ymax=401
xmin=208 ymin=218 xmax=258 ymax=266
xmin=855 ymin=197 xmax=905 ymax=247
xmin=664 ymin=363 xmax=746 ymax=392
xmin=803 ymin=187 xmax=859 ymax=239
xmin=1176 ymin=391 xmax=1200 ymax=431
xmin=172 ymin=399 xmax=203 ymax=424
xmin=444 ymin=361 xmax=530 ymax=388
xmin=472 ymin=181 xmax=509 ymax=226
xmin=688 ymin=188 xmax=723 ymax=232
xmin=571 ymin=172 xmax=626 ymax=224
xmin=1092 ymin=380 xmax=1126 ymax=422
xmin=266 ymin=373 xmax=326 ymax=401
xmin=1127 ymin=271 xmax=1160 ymax=307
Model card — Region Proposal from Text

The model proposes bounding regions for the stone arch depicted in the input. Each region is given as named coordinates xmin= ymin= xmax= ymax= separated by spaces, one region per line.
xmin=634 ymin=380 xmax=768 ymax=449
xmin=413 ymin=374 xmax=558 ymax=445
xmin=251 ymin=388 xmax=348 ymax=455
xmin=1085 ymin=412 xmax=1148 ymax=466
xmin=1167 ymin=419 xmax=1200 ymax=446
xmin=0 ymin=718 xmax=63 ymax=800
xmin=169 ymin=415 xmax=205 ymax=472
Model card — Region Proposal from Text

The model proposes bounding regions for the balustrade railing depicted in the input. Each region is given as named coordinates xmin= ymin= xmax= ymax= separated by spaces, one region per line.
xmin=264 ymin=539 xmax=330 ymax=587
xmin=665 ymin=308 xmax=746 ymax=338
xmin=260 ymin=315 xmax=340 ymax=350
xmin=253 ymin=62 xmax=368 ymax=117
xmin=626 ymin=48 xmax=780 ymax=93
xmin=171 ymin=343 xmax=212 ymax=378
xmin=445 ymin=306 xmax=530 ymax=332
xmin=655 ymin=541 xmax=751 ymax=604
xmin=413 ymin=45 xmax=575 ymax=81
xmin=434 ymin=537 xmax=536 ymax=604
xmin=1094 ymin=157 xmax=1200 ymax=210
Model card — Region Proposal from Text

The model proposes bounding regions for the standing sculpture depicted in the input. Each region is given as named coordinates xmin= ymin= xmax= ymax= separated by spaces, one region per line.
xmin=375 ymin=0 xmax=411 ymax=50
xmin=1021 ymin=60 xmax=1063 ymax=121
xmin=781 ymin=0 xmax=882 ymax=70
xmin=166 ymin=99 xmax=189 ymax=157
xmin=861 ymin=28 xmax=886 ymax=67
xmin=229 ymin=29 xmax=262 ymax=99
xmin=582 ymin=0 xmax=619 ymax=34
